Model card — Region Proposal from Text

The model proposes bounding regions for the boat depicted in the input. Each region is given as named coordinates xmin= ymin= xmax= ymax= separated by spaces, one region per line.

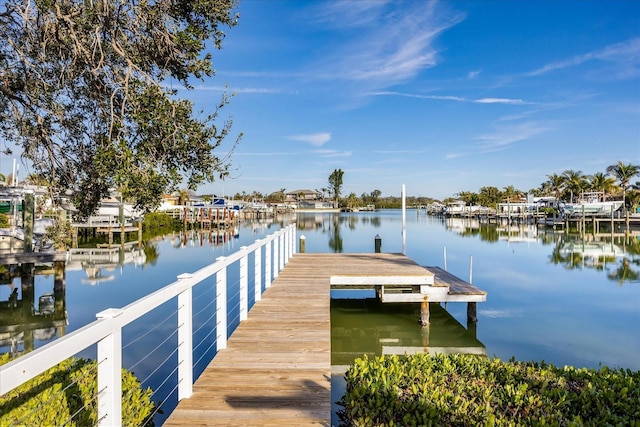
xmin=0 ymin=227 xmax=25 ymax=253
xmin=445 ymin=201 xmax=488 ymax=216
xmin=561 ymin=193 xmax=623 ymax=217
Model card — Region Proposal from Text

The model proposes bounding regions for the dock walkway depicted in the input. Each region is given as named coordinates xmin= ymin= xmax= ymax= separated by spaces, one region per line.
xmin=165 ymin=253 xmax=485 ymax=426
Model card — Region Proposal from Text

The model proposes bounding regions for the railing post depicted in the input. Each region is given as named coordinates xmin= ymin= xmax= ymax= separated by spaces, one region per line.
xmin=254 ymin=242 xmax=262 ymax=302
xmin=215 ymin=257 xmax=228 ymax=350
xmin=284 ymin=226 xmax=291 ymax=261
xmin=289 ymin=224 xmax=296 ymax=258
xmin=96 ymin=308 xmax=123 ymax=427
xmin=265 ymin=237 xmax=272 ymax=288
xmin=279 ymin=233 xmax=285 ymax=272
xmin=282 ymin=228 xmax=288 ymax=263
xmin=291 ymin=224 xmax=298 ymax=256
xmin=272 ymin=234 xmax=279 ymax=279
xmin=239 ymin=246 xmax=248 ymax=321
xmin=177 ymin=274 xmax=193 ymax=400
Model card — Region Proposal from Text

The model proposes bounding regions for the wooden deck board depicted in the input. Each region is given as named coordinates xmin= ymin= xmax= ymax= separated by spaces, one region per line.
xmin=426 ymin=266 xmax=487 ymax=295
xmin=164 ymin=253 xmax=479 ymax=426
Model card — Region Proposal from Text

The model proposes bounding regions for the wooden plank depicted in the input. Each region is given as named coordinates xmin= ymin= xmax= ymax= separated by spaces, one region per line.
xmin=426 ymin=266 xmax=487 ymax=296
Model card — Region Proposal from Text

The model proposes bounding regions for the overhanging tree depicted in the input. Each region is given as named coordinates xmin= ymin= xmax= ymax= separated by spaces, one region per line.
xmin=0 ymin=0 xmax=241 ymax=218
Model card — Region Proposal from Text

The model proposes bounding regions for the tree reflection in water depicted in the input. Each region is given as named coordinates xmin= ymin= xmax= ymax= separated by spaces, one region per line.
xmin=329 ymin=214 xmax=343 ymax=252
xmin=548 ymin=234 xmax=639 ymax=285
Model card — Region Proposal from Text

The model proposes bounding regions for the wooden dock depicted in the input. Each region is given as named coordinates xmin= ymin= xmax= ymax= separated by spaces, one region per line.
xmin=165 ymin=253 xmax=486 ymax=426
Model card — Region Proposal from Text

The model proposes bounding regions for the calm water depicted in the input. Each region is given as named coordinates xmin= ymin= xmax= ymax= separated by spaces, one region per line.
xmin=1 ymin=209 xmax=639 ymax=424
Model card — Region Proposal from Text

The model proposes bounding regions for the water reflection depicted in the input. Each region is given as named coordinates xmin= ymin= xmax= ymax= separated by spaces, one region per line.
xmin=331 ymin=299 xmax=485 ymax=366
xmin=0 ymin=263 xmax=67 ymax=358
xmin=67 ymin=243 xmax=146 ymax=285
xmin=168 ymin=228 xmax=239 ymax=248
xmin=306 ymin=214 xmax=640 ymax=285
xmin=549 ymin=234 xmax=640 ymax=284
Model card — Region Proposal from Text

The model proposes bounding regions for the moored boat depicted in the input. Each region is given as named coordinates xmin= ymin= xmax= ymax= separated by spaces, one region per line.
xmin=561 ymin=193 xmax=623 ymax=217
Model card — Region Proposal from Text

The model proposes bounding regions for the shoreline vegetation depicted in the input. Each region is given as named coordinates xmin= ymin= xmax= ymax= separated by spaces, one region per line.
xmin=338 ymin=353 xmax=640 ymax=427
xmin=233 ymin=161 xmax=640 ymax=213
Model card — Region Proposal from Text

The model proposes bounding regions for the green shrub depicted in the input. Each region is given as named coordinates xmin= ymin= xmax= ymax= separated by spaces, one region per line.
xmin=0 ymin=213 xmax=9 ymax=228
xmin=0 ymin=353 xmax=155 ymax=426
xmin=338 ymin=353 xmax=640 ymax=427
xmin=142 ymin=212 xmax=175 ymax=229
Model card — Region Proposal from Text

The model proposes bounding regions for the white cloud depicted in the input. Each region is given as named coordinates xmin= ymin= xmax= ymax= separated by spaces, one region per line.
xmin=468 ymin=70 xmax=481 ymax=79
xmin=288 ymin=132 xmax=332 ymax=146
xmin=475 ymin=98 xmax=526 ymax=105
xmin=371 ymin=91 xmax=466 ymax=102
xmin=313 ymin=149 xmax=352 ymax=158
xmin=311 ymin=2 xmax=465 ymax=88
xmin=527 ymin=37 xmax=640 ymax=78
xmin=444 ymin=152 xmax=467 ymax=160
xmin=235 ymin=152 xmax=300 ymax=156
xmin=191 ymin=84 xmax=283 ymax=94
xmin=373 ymin=149 xmax=426 ymax=154
xmin=474 ymin=121 xmax=550 ymax=151
xmin=311 ymin=0 xmax=391 ymax=29
xmin=371 ymin=91 xmax=532 ymax=105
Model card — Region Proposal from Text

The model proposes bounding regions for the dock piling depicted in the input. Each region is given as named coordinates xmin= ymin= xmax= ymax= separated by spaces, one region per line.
xmin=467 ymin=302 xmax=477 ymax=323
xmin=299 ymin=234 xmax=306 ymax=253
xmin=420 ymin=297 xmax=430 ymax=326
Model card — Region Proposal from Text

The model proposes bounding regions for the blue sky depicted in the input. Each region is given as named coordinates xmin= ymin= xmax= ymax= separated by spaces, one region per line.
xmin=188 ymin=0 xmax=639 ymax=200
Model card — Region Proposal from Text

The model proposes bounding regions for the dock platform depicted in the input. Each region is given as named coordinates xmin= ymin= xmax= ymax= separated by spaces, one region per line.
xmin=165 ymin=253 xmax=486 ymax=426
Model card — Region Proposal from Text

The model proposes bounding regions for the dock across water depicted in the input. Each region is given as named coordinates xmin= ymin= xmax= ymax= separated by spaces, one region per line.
xmin=165 ymin=252 xmax=486 ymax=426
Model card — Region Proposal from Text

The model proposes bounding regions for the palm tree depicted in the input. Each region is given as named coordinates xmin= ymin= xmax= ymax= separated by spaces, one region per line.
xmin=545 ymin=173 xmax=565 ymax=203
xmin=627 ymin=180 xmax=640 ymax=213
xmin=589 ymin=172 xmax=616 ymax=198
xmin=502 ymin=185 xmax=522 ymax=202
xmin=562 ymin=170 xmax=587 ymax=203
xmin=606 ymin=161 xmax=640 ymax=210
xmin=177 ymin=189 xmax=190 ymax=206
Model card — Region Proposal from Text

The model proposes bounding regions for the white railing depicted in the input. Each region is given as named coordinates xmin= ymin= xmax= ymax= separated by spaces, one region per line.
xmin=0 ymin=224 xmax=297 ymax=426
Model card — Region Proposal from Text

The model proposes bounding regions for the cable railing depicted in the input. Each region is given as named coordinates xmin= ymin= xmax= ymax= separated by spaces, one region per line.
xmin=0 ymin=224 xmax=296 ymax=426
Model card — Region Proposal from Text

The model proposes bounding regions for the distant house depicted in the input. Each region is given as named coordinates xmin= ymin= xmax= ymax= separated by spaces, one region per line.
xmin=298 ymin=200 xmax=334 ymax=209
xmin=285 ymin=189 xmax=320 ymax=202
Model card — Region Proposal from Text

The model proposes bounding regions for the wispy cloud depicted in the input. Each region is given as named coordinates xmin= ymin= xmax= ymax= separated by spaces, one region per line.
xmin=373 ymin=149 xmax=427 ymax=154
xmin=444 ymin=151 xmax=471 ymax=160
xmin=443 ymin=121 xmax=551 ymax=161
xmin=371 ymin=91 xmax=532 ymax=105
xmin=527 ymin=37 xmax=640 ymax=78
xmin=288 ymin=132 xmax=332 ymax=146
xmin=235 ymin=152 xmax=301 ymax=156
xmin=474 ymin=121 xmax=550 ymax=152
xmin=191 ymin=84 xmax=284 ymax=94
xmin=310 ymin=1 xmax=465 ymax=87
xmin=475 ymin=98 xmax=526 ymax=105
xmin=313 ymin=149 xmax=352 ymax=158
xmin=311 ymin=0 xmax=392 ymax=29
xmin=468 ymin=70 xmax=481 ymax=79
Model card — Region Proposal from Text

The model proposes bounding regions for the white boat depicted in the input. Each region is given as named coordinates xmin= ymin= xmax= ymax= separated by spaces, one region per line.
xmin=561 ymin=193 xmax=623 ymax=216
xmin=0 ymin=227 xmax=25 ymax=253
xmin=445 ymin=201 xmax=488 ymax=216
xmin=562 ymin=201 xmax=623 ymax=216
